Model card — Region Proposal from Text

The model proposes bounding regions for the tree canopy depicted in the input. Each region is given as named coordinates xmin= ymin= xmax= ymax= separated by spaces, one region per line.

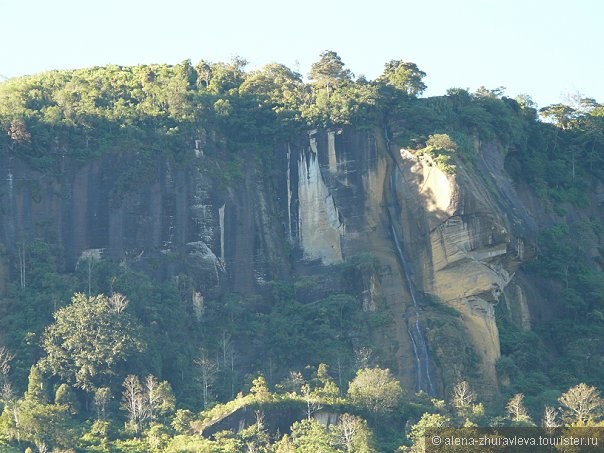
xmin=347 ymin=367 xmax=403 ymax=415
xmin=40 ymin=293 xmax=145 ymax=391
xmin=377 ymin=60 xmax=426 ymax=96
xmin=309 ymin=50 xmax=353 ymax=87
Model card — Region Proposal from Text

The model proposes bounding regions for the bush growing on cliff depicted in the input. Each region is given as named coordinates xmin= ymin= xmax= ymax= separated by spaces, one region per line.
xmin=416 ymin=133 xmax=458 ymax=173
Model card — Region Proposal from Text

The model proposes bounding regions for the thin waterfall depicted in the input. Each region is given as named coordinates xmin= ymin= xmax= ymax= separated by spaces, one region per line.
xmin=7 ymin=170 xmax=13 ymax=198
xmin=286 ymin=145 xmax=292 ymax=242
xmin=6 ymin=165 xmax=16 ymax=258
xmin=219 ymin=204 xmax=225 ymax=263
xmin=327 ymin=130 xmax=337 ymax=172
xmin=390 ymin=220 xmax=423 ymax=388
xmin=388 ymin=203 xmax=435 ymax=395
xmin=384 ymin=127 xmax=435 ymax=395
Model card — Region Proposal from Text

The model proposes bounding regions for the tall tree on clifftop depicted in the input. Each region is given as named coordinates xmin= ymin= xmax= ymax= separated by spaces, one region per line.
xmin=377 ymin=60 xmax=426 ymax=97
xmin=309 ymin=50 xmax=353 ymax=97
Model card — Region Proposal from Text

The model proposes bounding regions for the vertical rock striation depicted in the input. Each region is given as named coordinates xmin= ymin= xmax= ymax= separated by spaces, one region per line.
xmin=0 ymin=126 xmax=540 ymax=397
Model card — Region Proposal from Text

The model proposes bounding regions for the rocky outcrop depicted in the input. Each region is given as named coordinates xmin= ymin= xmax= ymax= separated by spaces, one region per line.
xmin=394 ymin=143 xmax=535 ymax=394
xmin=200 ymin=401 xmax=339 ymax=439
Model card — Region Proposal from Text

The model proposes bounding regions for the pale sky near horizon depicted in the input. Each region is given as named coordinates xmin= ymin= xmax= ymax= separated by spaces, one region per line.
xmin=1 ymin=0 xmax=602 ymax=108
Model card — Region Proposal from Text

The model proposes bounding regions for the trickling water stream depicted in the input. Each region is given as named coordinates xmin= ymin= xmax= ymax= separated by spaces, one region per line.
xmin=384 ymin=131 xmax=435 ymax=395
xmin=219 ymin=204 xmax=225 ymax=263
xmin=286 ymin=145 xmax=293 ymax=242
xmin=5 ymin=166 xmax=16 ymax=250
xmin=7 ymin=170 xmax=13 ymax=197
xmin=389 ymin=220 xmax=422 ymax=387
xmin=387 ymin=206 xmax=435 ymax=395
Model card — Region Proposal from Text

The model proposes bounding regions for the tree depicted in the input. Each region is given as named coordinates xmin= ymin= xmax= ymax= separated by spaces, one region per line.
xmin=195 ymin=60 xmax=212 ymax=88
xmin=145 ymin=374 xmax=175 ymax=422
xmin=451 ymin=380 xmax=476 ymax=411
xmin=335 ymin=414 xmax=358 ymax=453
xmin=407 ymin=412 xmax=451 ymax=450
xmin=515 ymin=94 xmax=538 ymax=115
xmin=353 ymin=347 xmax=372 ymax=370
xmin=94 ymin=387 xmax=111 ymax=421
xmin=55 ymin=383 xmax=79 ymax=414
xmin=449 ymin=380 xmax=486 ymax=425
xmin=559 ymin=383 xmax=603 ymax=425
xmin=347 ymin=367 xmax=403 ymax=415
xmin=6 ymin=119 xmax=31 ymax=151
xmin=290 ymin=418 xmax=338 ymax=453
xmin=426 ymin=133 xmax=457 ymax=152
xmin=302 ymin=383 xmax=322 ymax=420
xmin=0 ymin=346 xmax=14 ymax=406
xmin=475 ymin=85 xmax=506 ymax=98
xmin=0 ymin=366 xmax=76 ymax=450
xmin=165 ymin=63 xmax=194 ymax=120
xmin=108 ymin=292 xmax=128 ymax=313
xmin=195 ymin=350 xmax=218 ymax=409
xmin=377 ymin=60 xmax=427 ymax=96
xmin=274 ymin=433 xmax=296 ymax=453
xmin=421 ymin=133 xmax=458 ymax=173
xmin=0 ymin=346 xmax=13 ymax=385
xmin=239 ymin=63 xmax=303 ymax=113
xmin=177 ymin=58 xmax=198 ymax=90
xmin=119 ymin=373 xmax=174 ymax=434
xmin=16 ymin=400 xmax=74 ymax=452
xmin=239 ymin=410 xmax=271 ymax=453
xmin=250 ymin=375 xmax=271 ymax=402
xmin=333 ymin=413 xmax=374 ymax=453
xmin=207 ymin=57 xmax=248 ymax=94
xmin=171 ymin=408 xmax=195 ymax=435
xmin=314 ymin=363 xmax=340 ymax=402
xmin=146 ymin=422 xmax=171 ymax=451
xmin=40 ymin=293 xmax=145 ymax=391
xmin=539 ymin=103 xmax=578 ymax=129
xmin=278 ymin=370 xmax=305 ymax=394
xmin=309 ymin=50 xmax=353 ymax=96
xmin=506 ymin=393 xmax=532 ymax=425
xmin=542 ymin=406 xmax=560 ymax=428
xmin=121 ymin=374 xmax=146 ymax=433
xmin=25 ymin=364 xmax=48 ymax=404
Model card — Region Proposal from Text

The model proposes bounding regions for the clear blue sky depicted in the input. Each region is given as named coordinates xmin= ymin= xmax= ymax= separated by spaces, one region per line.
xmin=1 ymin=0 xmax=602 ymax=108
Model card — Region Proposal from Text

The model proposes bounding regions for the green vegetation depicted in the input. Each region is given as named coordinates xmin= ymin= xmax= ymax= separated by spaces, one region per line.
xmin=40 ymin=293 xmax=145 ymax=391
xmin=0 ymin=241 xmax=384 ymax=449
xmin=0 ymin=51 xmax=603 ymax=450
xmin=495 ymin=220 xmax=604 ymax=403
xmin=415 ymin=133 xmax=458 ymax=173
xmin=4 ymin=356 xmax=602 ymax=450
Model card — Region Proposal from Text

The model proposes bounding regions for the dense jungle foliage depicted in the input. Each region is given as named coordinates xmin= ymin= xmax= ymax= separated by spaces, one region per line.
xmin=0 ymin=51 xmax=603 ymax=451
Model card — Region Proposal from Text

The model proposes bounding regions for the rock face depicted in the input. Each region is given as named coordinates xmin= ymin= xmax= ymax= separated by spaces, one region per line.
xmin=0 ymin=127 xmax=538 ymax=397
xmin=394 ymin=143 xmax=534 ymax=393
xmin=297 ymin=132 xmax=344 ymax=265
xmin=284 ymin=129 xmax=535 ymax=395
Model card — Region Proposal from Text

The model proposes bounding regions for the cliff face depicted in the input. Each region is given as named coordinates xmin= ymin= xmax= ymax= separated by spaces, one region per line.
xmin=0 ymin=126 xmax=541 ymax=396
xmin=394 ymin=140 xmax=536 ymax=394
